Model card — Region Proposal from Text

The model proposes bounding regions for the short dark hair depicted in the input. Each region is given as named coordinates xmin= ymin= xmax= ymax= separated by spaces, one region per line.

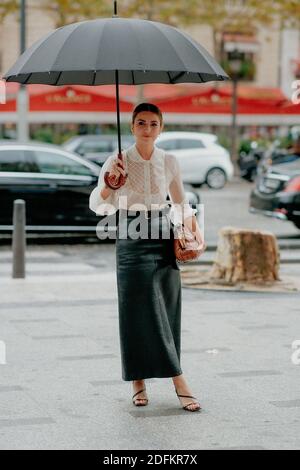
xmin=132 ymin=102 xmax=163 ymax=126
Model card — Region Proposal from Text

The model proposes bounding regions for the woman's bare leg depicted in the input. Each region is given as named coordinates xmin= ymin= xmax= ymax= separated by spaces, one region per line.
xmin=172 ymin=374 xmax=200 ymax=411
xmin=132 ymin=379 xmax=148 ymax=405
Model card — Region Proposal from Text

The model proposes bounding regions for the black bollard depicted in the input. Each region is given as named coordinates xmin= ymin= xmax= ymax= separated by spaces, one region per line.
xmin=12 ymin=199 xmax=26 ymax=279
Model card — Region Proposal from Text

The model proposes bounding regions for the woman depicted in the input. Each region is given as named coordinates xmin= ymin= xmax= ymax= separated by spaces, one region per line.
xmin=89 ymin=103 xmax=205 ymax=412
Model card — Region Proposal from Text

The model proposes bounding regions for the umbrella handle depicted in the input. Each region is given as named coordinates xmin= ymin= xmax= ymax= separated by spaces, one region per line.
xmin=103 ymin=152 xmax=128 ymax=190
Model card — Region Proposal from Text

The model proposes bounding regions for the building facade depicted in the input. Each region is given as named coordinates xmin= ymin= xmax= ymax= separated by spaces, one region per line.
xmin=0 ymin=0 xmax=300 ymax=143
xmin=0 ymin=0 xmax=297 ymax=93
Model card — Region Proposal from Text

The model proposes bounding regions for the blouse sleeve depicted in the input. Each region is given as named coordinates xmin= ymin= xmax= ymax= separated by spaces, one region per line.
xmin=166 ymin=154 xmax=197 ymax=226
xmin=89 ymin=155 xmax=119 ymax=216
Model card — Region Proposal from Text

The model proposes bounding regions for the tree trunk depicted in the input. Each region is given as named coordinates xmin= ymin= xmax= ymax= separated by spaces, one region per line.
xmin=209 ymin=227 xmax=280 ymax=284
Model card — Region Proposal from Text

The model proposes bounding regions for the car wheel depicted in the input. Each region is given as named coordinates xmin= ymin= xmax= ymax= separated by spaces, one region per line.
xmin=206 ymin=168 xmax=227 ymax=189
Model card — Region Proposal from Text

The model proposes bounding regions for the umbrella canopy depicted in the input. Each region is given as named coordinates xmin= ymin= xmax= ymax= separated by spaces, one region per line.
xmin=3 ymin=18 xmax=228 ymax=86
xmin=3 ymin=7 xmax=229 ymax=189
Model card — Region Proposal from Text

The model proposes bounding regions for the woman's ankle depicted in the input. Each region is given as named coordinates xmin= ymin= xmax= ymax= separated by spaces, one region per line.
xmin=133 ymin=379 xmax=145 ymax=386
xmin=172 ymin=375 xmax=190 ymax=390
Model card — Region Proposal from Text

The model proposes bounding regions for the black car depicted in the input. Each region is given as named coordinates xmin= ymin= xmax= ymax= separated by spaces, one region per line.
xmin=239 ymin=145 xmax=300 ymax=183
xmin=62 ymin=134 xmax=135 ymax=166
xmin=249 ymin=159 xmax=300 ymax=230
xmin=0 ymin=141 xmax=101 ymax=230
xmin=0 ymin=142 xmax=200 ymax=234
xmin=257 ymin=148 xmax=300 ymax=177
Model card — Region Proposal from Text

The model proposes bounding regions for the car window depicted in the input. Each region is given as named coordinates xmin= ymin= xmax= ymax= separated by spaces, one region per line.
xmin=32 ymin=150 xmax=94 ymax=176
xmin=156 ymin=139 xmax=180 ymax=151
xmin=0 ymin=149 xmax=37 ymax=172
xmin=113 ymin=140 xmax=134 ymax=151
xmin=178 ymin=139 xmax=205 ymax=149
xmin=77 ymin=141 xmax=113 ymax=155
xmin=272 ymin=153 xmax=300 ymax=165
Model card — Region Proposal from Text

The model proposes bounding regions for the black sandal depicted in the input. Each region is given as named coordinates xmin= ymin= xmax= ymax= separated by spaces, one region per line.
xmin=175 ymin=389 xmax=201 ymax=412
xmin=132 ymin=388 xmax=148 ymax=406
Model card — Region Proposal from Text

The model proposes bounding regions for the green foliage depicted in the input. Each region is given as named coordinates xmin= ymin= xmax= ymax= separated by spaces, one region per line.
xmin=273 ymin=0 xmax=300 ymax=28
xmin=0 ymin=0 xmax=18 ymax=23
xmin=216 ymin=132 xmax=231 ymax=151
xmin=239 ymin=139 xmax=253 ymax=154
xmin=31 ymin=126 xmax=54 ymax=143
xmin=38 ymin=0 xmax=112 ymax=27
xmin=221 ymin=58 xmax=256 ymax=81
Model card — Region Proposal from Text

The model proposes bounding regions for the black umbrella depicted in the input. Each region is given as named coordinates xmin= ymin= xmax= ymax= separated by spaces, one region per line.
xmin=3 ymin=1 xmax=229 ymax=187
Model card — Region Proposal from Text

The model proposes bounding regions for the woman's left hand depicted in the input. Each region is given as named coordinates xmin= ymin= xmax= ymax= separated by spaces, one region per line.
xmin=183 ymin=215 xmax=206 ymax=253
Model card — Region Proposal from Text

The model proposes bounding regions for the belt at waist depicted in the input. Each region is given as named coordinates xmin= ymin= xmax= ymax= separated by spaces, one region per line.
xmin=119 ymin=206 xmax=170 ymax=219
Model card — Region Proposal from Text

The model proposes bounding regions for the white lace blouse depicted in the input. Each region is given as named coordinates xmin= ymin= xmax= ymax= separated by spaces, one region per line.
xmin=89 ymin=144 xmax=196 ymax=225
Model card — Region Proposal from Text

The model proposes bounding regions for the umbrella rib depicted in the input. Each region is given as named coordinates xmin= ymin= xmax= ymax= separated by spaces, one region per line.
xmin=94 ymin=20 xmax=108 ymax=83
xmin=150 ymin=22 xmax=188 ymax=72
xmin=54 ymin=71 xmax=62 ymax=86
xmin=169 ymin=71 xmax=186 ymax=83
xmin=4 ymin=28 xmax=57 ymax=79
xmin=23 ymin=73 xmax=32 ymax=85
xmin=50 ymin=22 xmax=86 ymax=73
xmin=167 ymin=71 xmax=172 ymax=83
xmin=175 ymin=28 xmax=222 ymax=76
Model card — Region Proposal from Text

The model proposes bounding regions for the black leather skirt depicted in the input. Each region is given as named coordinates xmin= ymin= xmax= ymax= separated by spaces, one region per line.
xmin=116 ymin=208 xmax=182 ymax=381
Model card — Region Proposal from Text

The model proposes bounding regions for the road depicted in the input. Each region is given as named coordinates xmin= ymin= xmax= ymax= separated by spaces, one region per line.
xmin=0 ymin=180 xmax=299 ymax=450
xmin=1 ymin=179 xmax=299 ymax=245
xmin=1 ymin=179 xmax=299 ymax=270
xmin=197 ymin=179 xmax=299 ymax=243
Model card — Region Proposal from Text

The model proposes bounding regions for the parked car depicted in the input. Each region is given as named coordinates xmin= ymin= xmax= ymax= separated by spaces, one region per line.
xmin=249 ymin=159 xmax=300 ymax=230
xmin=257 ymin=148 xmax=300 ymax=177
xmin=0 ymin=141 xmax=200 ymax=233
xmin=62 ymin=134 xmax=135 ymax=166
xmin=238 ymin=140 xmax=300 ymax=183
xmin=155 ymin=131 xmax=234 ymax=189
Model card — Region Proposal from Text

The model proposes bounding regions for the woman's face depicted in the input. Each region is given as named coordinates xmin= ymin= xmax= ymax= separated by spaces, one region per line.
xmin=131 ymin=111 xmax=163 ymax=146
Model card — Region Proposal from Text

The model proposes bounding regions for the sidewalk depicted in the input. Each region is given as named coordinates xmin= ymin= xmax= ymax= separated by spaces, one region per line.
xmin=0 ymin=247 xmax=299 ymax=450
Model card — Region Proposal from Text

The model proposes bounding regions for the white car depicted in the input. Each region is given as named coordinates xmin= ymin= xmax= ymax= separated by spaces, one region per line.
xmin=156 ymin=132 xmax=234 ymax=189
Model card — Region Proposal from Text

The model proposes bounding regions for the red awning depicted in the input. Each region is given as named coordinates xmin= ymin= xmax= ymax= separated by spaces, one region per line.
xmin=2 ymin=82 xmax=192 ymax=103
xmin=1 ymin=82 xmax=298 ymax=123
xmin=279 ymin=102 xmax=300 ymax=114
xmin=156 ymin=86 xmax=288 ymax=115
xmin=1 ymin=84 xmax=133 ymax=112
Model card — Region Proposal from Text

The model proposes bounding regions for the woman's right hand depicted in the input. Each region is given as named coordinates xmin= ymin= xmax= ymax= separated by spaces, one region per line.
xmin=107 ymin=154 xmax=127 ymax=180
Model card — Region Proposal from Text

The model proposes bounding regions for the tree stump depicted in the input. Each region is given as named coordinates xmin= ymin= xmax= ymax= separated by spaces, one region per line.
xmin=209 ymin=227 xmax=280 ymax=284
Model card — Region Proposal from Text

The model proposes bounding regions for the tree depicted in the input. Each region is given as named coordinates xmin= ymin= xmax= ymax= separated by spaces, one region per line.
xmin=174 ymin=0 xmax=277 ymax=60
xmin=273 ymin=0 xmax=300 ymax=29
xmin=39 ymin=0 xmax=112 ymax=28
xmin=115 ymin=1 xmax=281 ymax=60
xmin=118 ymin=0 xmax=189 ymax=23
xmin=0 ymin=0 xmax=18 ymax=23
xmin=0 ymin=1 xmax=115 ymax=28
